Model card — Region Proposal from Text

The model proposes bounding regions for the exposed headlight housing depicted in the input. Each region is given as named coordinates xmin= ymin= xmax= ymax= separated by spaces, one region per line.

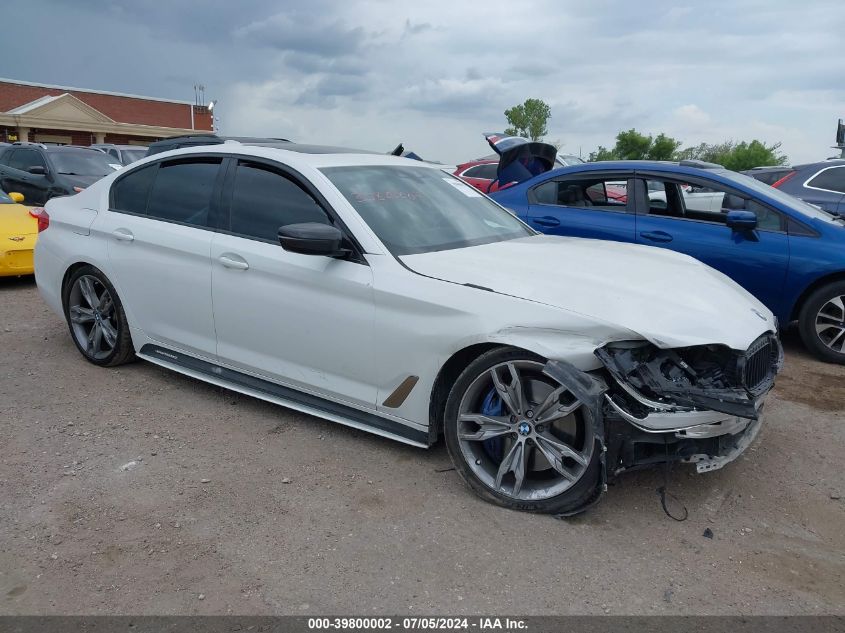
xmin=596 ymin=335 xmax=782 ymax=421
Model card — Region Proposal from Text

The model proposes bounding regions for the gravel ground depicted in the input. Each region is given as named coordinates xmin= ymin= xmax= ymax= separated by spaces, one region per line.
xmin=1 ymin=276 xmax=843 ymax=615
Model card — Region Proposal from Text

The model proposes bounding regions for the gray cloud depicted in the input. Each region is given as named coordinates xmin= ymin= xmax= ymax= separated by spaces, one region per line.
xmin=235 ymin=13 xmax=369 ymax=57
xmin=4 ymin=0 xmax=844 ymax=164
xmin=282 ymin=52 xmax=369 ymax=77
xmin=295 ymin=75 xmax=370 ymax=106
xmin=403 ymin=19 xmax=433 ymax=36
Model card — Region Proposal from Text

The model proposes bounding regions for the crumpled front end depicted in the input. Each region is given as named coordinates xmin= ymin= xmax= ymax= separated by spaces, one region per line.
xmin=594 ymin=334 xmax=782 ymax=477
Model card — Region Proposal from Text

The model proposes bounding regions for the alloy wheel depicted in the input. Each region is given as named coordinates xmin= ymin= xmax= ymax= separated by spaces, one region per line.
xmin=68 ymin=275 xmax=118 ymax=360
xmin=456 ymin=360 xmax=594 ymax=501
xmin=815 ymin=295 xmax=845 ymax=353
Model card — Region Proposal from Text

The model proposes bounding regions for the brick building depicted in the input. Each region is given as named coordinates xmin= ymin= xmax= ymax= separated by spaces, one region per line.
xmin=0 ymin=78 xmax=213 ymax=147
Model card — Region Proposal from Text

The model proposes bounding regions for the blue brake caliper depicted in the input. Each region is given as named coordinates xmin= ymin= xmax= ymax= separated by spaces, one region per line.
xmin=481 ymin=388 xmax=505 ymax=461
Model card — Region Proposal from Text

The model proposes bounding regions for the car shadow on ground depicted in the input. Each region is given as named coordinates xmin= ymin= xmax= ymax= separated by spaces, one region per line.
xmin=0 ymin=275 xmax=35 ymax=291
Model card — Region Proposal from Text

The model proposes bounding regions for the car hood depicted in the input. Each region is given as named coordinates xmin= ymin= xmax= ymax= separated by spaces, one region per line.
xmin=400 ymin=235 xmax=775 ymax=351
xmin=58 ymin=174 xmax=106 ymax=190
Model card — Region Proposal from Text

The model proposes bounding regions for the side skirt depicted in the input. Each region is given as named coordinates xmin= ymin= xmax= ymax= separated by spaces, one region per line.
xmin=137 ymin=344 xmax=430 ymax=448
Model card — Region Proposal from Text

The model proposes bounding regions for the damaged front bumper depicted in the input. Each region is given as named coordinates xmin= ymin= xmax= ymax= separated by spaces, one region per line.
xmin=596 ymin=335 xmax=781 ymax=430
xmin=684 ymin=416 xmax=762 ymax=473
xmin=540 ymin=338 xmax=778 ymax=515
xmin=594 ymin=336 xmax=780 ymax=477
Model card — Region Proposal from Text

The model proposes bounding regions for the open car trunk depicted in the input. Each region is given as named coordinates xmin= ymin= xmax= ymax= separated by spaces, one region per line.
xmin=484 ymin=132 xmax=558 ymax=190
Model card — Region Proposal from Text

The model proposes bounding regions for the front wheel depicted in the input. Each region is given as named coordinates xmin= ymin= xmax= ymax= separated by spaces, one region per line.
xmin=443 ymin=347 xmax=601 ymax=514
xmin=798 ymin=281 xmax=845 ymax=365
xmin=62 ymin=265 xmax=136 ymax=367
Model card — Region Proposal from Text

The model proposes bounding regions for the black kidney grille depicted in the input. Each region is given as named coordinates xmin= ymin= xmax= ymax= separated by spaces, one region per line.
xmin=743 ymin=335 xmax=776 ymax=393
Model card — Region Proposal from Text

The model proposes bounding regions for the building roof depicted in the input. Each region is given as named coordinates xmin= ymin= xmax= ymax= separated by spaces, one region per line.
xmin=0 ymin=78 xmax=212 ymax=132
xmin=6 ymin=95 xmax=62 ymax=114
xmin=0 ymin=77 xmax=192 ymax=105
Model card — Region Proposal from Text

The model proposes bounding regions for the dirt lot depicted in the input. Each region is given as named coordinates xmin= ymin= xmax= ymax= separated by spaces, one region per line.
xmin=1 ymin=276 xmax=843 ymax=615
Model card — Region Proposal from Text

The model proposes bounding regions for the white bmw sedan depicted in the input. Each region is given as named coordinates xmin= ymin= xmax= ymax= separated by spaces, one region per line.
xmin=34 ymin=141 xmax=781 ymax=514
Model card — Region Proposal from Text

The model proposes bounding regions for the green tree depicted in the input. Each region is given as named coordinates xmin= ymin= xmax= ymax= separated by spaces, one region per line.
xmin=678 ymin=140 xmax=787 ymax=171
xmin=589 ymin=128 xmax=681 ymax=161
xmin=504 ymin=98 xmax=551 ymax=141
xmin=649 ymin=133 xmax=683 ymax=161
xmin=591 ymin=130 xmax=787 ymax=170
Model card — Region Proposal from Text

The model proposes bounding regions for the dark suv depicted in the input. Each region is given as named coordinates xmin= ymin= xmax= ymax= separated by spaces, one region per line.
xmin=0 ymin=143 xmax=118 ymax=205
xmin=744 ymin=159 xmax=845 ymax=214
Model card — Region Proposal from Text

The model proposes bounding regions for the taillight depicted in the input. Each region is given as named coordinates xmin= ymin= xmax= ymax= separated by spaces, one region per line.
xmin=29 ymin=208 xmax=49 ymax=232
xmin=771 ymin=171 xmax=797 ymax=188
xmin=72 ymin=186 xmax=85 ymax=193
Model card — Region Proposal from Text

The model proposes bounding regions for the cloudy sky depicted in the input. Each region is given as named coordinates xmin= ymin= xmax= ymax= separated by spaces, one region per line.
xmin=4 ymin=0 xmax=843 ymax=164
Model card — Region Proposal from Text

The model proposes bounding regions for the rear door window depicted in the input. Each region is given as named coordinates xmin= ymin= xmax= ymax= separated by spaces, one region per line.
xmin=532 ymin=177 xmax=630 ymax=211
xmin=143 ymin=158 xmax=221 ymax=227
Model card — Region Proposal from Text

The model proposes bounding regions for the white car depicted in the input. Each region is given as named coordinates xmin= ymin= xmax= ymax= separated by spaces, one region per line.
xmin=648 ymin=181 xmax=726 ymax=213
xmin=34 ymin=141 xmax=782 ymax=515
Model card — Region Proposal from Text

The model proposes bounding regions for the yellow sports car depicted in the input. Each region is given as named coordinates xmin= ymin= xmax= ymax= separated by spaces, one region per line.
xmin=0 ymin=190 xmax=38 ymax=276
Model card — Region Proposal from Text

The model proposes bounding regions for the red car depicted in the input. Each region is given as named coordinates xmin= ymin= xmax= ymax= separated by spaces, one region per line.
xmin=453 ymin=159 xmax=502 ymax=193
xmin=455 ymin=158 xmax=628 ymax=202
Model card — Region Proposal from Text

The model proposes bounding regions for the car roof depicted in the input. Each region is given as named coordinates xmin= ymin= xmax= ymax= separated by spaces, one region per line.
xmin=536 ymin=159 xmax=726 ymax=175
xmin=135 ymin=141 xmax=439 ymax=170
xmin=44 ymin=145 xmax=107 ymax=153
xmin=793 ymin=158 xmax=845 ymax=170
xmin=93 ymin=144 xmax=146 ymax=150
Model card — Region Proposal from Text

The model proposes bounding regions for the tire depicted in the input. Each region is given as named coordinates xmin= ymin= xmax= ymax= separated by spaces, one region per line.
xmin=798 ymin=281 xmax=845 ymax=365
xmin=443 ymin=347 xmax=601 ymax=514
xmin=62 ymin=265 xmax=136 ymax=367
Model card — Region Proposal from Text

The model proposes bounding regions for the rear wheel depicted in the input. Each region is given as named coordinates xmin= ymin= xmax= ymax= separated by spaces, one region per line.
xmin=798 ymin=281 xmax=845 ymax=365
xmin=63 ymin=265 xmax=135 ymax=367
xmin=443 ymin=347 xmax=601 ymax=514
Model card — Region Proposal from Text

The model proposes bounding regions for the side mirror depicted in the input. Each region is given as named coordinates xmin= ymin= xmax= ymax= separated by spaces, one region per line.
xmin=726 ymin=210 xmax=757 ymax=231
xmin=8 ymin=192 xmax=24 ymax=203
xmin=278 ymin=223 xmax=350 ymax=257
xmin=28 ymin=166 xmax=47 ymax=175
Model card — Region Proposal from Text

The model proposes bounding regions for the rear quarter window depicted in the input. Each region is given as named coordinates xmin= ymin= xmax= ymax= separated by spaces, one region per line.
xmin=111 ymin=163 xmax=157 ymax=214
xmin=807 ymin=166 xmax=845 ymax=193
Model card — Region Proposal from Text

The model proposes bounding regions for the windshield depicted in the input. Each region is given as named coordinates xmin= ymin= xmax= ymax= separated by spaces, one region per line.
xmin=121 ymin=149 xmax=147 ymax=164
xmin=559 ymin=155 xmax=585 ymax=165
xmin=724 ymin=170 xmax=839 ymax=223
xmin=322 ymin=166 xmax=534 ymax=255
xmin=48 ymin=150 xmax=115 ymax=177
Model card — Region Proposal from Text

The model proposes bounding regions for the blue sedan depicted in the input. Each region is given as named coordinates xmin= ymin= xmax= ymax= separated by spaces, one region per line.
xmin=490 ymin=160 xmax=845 ymax=364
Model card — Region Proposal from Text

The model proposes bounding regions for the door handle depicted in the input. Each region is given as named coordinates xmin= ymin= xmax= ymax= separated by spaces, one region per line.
xmin=639 ymin=230 xmax=673 ymax=243
xmin=111 ymin=228 xmax=134 ymax=242
xmin=218 ymin=254 xmax=249 ymax=270
xmin=533 ymin=216 xmax=561 ymax=227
